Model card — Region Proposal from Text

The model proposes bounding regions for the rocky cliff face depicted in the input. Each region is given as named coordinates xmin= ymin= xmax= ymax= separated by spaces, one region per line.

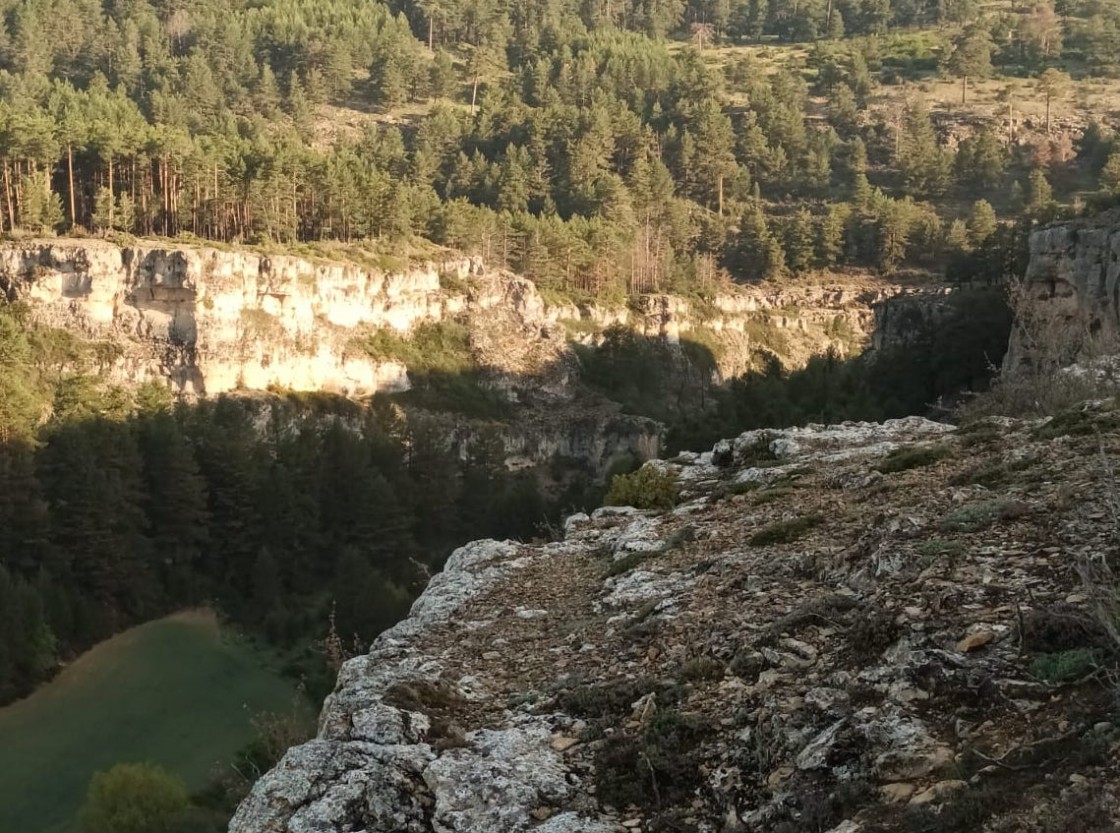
xmin=230 ymin=400 xmax=1120 ymax=833
xmin=1005 ymin=213 xmax=1120 ymax=368
xmin=0 ymin=240 xmax=483 ymax=396
xmin=0 ymin=240 xmax=907 ymax=397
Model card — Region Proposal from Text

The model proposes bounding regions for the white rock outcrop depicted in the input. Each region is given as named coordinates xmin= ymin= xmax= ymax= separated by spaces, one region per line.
xmin=0 ymin=239 xmax=913 ymax=398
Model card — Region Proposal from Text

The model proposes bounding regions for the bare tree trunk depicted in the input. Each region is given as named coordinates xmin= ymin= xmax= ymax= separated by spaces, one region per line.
xmin=108 ymin=156 xmax=115 ymax=229
xmin=66 ymin=145 xmax=76 ymax=227
xmin=2 ymin=163 xmax=14 ymax=231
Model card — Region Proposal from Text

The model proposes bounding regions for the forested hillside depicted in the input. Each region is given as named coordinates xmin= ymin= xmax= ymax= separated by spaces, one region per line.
xmin=0 ymin=0 xmax=1109 ymax=303
xmin=0 ymin=303 xmax=560 ymax=706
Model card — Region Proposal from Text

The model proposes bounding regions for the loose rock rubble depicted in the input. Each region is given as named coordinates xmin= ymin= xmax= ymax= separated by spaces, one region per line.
xmin=231 ymin=405 xmax=1120 ymax=833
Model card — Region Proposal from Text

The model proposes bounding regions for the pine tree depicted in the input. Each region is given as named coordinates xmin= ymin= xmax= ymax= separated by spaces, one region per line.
xmin=817 ymin=203 xmax=850 ymax=267
xmin=967 ymin=199 xmax=997 ymax=246
xmin=898 ymin=103 xmax=950 ymax=196
xmin=90 ymin=187 xmax=115 ymax=234
xmin=1027 ymin=167 xmax=1053 ymax=213
xmin=946 ymin=217 xmax=971 ymax=252
xmin=731 ymin=201 xmax=786 ymax=281
xmin=783 ymin=208 xmax=816 ymax=273
xmin=17 ymin=171 xmax=62 ymax=233
xmin=942 ymin=26 xmax=992 ymax=103
xmin=1102 ymin=152 xmax=1120 ymax=191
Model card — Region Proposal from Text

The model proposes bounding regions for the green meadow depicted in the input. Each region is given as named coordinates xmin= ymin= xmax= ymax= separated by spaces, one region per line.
xmin=0 ymin=610 xmax=301 ymax=833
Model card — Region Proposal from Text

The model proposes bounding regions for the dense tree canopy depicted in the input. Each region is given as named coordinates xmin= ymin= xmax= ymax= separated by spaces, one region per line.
xmin=0 ymin=0 xmax=1103 ymax=300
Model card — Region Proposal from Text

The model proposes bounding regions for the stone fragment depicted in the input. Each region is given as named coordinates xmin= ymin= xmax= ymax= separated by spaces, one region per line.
xmin=956 ymin=630 xmax=994 ymax=652
xmin=909 ymin=780 xmax=967 ymax=805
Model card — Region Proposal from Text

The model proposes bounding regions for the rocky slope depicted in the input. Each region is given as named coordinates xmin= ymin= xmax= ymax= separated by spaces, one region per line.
xmin=230 ymin=400 xmax=1120 ymax=833
xmin=0 ymin=240 xmax=914 ymax=397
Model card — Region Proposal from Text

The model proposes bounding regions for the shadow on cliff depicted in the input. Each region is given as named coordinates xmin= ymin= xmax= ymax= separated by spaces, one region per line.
xmin=376 ymin=285 xmax=1012 ymax=460
xmin=575 ymin=286 xmax=1016 ymax=453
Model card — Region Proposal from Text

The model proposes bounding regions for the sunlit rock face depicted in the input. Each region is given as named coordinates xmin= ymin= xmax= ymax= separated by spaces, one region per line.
xmin=0 ymin=240 xmax=481 ymax=396
xmin=0 ymin=239 xmax=910 ymax=398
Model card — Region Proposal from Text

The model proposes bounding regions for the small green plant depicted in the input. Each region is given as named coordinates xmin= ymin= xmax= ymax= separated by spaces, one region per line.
xmin=955 ymin=421 xmax=1002 ymax=448
xmin=355 ymin=321 xmax=473 ymax=374
xmin=438 ymin=270 xmax=469 ymax=295
xmin=605 ymin=550 xmax=653 ymax=578
xmin=950 ymin=456 xmax=1035 ymax=488
xmin=1032 ymin=405 xmax=1120 ymax=441
xmin=916 ymin=538 xmax=964 ymax=560
xmin=751 ymin=484 xmax=797 ymax=505
xmin=604 ymin=466 xmax=679 ymax=510
xmin=1029 ymin=648 xmax=1100 ymax=683
xmin=594 ymin=707 xmax=706 ymax=810
xmin=848 ymin=609 xmax=901 ymax=659
xmin=738 ymin=432 xmax=779 ymax=465
xmin=940 ymin=499 xmax=1026 ymax=533
xmin=748 ymin=514 xmax=822 ymax=546
xmin=712 ymin=479 xmax=764 ymax=501
xmin=678 ymin=656 xmax=724 ymax=682
xmin=875 ymin=443 xmax=951 ymax=474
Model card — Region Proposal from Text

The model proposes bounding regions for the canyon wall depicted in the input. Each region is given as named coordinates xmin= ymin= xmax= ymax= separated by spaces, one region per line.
xmin=0 ymin=240 xmax=911 ymax=397
xmin=1004 ymin=213 xmax=1120 ymax=368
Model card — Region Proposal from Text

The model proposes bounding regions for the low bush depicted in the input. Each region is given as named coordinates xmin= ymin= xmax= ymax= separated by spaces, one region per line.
xmin=605 ymin=466 xmax=679 ymax=510
xmin=875 ymin=444 xmax=951 ymax=474
xmin=1030 ymin=648 xmax=1100 ymax=683
xmin=748 ymin=514 xmax=823 ymax=546
xmin=595 ymin=708 xmax=706 ymax=810
xmin=940 ymin=499 xmax=1026 ymax=533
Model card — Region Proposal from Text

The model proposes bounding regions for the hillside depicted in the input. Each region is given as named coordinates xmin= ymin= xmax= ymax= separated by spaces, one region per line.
xmin=231 ymin=400 xmax=1120 ymax=833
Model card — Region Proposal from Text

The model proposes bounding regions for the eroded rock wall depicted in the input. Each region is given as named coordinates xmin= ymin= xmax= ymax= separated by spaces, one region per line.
xmin=0 ymin=240 xmax=482 ymax=396
xmin=0 ymin=240 xmax=909 ymax=397
xmin=1005 ymin=214 xmax=1120 ymax=368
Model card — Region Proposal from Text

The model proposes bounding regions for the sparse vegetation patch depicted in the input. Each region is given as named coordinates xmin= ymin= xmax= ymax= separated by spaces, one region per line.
xmin=875 ymin=444 xmax=952 ymax=474
xmin=748 ymin=514 xmax=823 ymax=546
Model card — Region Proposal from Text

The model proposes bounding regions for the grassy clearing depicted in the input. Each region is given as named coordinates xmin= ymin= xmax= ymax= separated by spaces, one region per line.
xmin=0 ymin=610 xmax=301 ymax=833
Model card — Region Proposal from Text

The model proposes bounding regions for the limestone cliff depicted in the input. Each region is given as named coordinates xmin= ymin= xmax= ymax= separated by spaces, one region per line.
xmin=0 ymin=240 xmax=910 ymax=397
xmin=230 ymin=399 xmax=1120 ymax=833
xmin=1005 ymin=212 xmax=1120 ymax=368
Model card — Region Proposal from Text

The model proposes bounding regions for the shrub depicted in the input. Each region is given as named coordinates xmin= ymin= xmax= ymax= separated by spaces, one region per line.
xmin=848 ymin=610 xmax=901 ymax=659
xmin=940 ymin=499 xmax=1025 ymax=532
xmin=79 ymin=763 xmax=189 ymax=833
xmin=1030 ymin=648 xmax=1100 ymax=683
xmin=595 ymin=708 xmax=706 ymax=810
xmin=604 ymin=466 xmax=679 ymax=510
xmin=915 ymin=537 xmax=964 ymax=571
xmin=875 ymin=443 xmax=951 ymax=474
xmin=605 ymin=550 xmax=652 ymax=577
xmin=748 ymin=514 xmax=823 ymax=546
xmin=738 ymin=432 xmax=779 ymax=465
xmin=678 ymin=656 xmax=724 ymax=682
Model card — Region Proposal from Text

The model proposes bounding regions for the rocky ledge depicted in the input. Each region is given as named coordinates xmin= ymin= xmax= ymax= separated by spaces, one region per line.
xmin=231 ymin=403 xmax=1120 ymax=833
